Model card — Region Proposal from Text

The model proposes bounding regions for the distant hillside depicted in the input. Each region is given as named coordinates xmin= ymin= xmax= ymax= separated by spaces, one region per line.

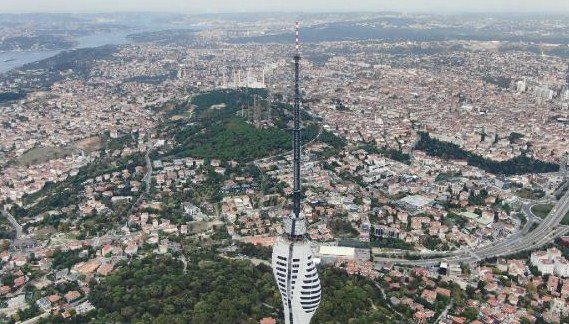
xmin=231 ymin=21 xmax=569 ymax=45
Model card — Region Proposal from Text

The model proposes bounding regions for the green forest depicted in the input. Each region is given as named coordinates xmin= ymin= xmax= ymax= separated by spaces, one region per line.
xmin=319 ymin=130 xmax=346 ymax=149
xmin=362 ymin=144 xmax=411 ymax=164
xmin=312 ymin=267 xmax=402 ymax=323
xmin=49 ymin=252 xmax=406 ymax=324
xmin=0 ymin=92 xmax=26 ymax=104
xmin=166 ymin=88 xmax=328 ymax=162
xmin=172 ymin=117 xmax=291 ymax=162
xmin=192 ymin=89 xmax=268 ymax=122
xmin=86 ymin=255 xmax=279 ymax=323
xmin=415 ymin=132 xmax=558 ymax=175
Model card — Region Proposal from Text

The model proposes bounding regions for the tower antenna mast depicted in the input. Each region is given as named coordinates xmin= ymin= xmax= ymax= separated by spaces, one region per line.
xmin=272 ymin=22 xmax=321 ymax=324
xmin=292 ymin=21 xmax=302 ymax=226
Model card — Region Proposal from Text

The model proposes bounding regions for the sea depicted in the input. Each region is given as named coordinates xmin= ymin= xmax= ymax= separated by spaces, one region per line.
xmin=0 ymin=23 xmax=209 ymax=75
xmin=0 ymin=30 xmax=134 ymax=74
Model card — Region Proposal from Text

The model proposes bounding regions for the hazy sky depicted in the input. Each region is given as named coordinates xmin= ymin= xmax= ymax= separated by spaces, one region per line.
xmin=1 ymin=0 xmax=569 ymax=14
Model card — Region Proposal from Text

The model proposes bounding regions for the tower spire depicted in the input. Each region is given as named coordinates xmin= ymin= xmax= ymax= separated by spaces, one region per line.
xmin=293 ymin=20 xmax=302 ymax=221
xmin=566 ymin=62 xmax=569 ymax=86
xmin=272 ymin=22 xmax=321 ymax=324
xmin=284 ymin=21 xmax=306 ymax=240
xmin=295 ymin=21 xmax=300 ymax=55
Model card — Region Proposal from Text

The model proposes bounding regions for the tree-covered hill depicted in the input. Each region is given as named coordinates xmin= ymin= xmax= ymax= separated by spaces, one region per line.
xmin=415 ymin=131 xmax=558 ymax=175
xmin=86 ymin=255 xmax=279 ymax=324
xmin=162 ymin=88 xmax=334 ymax=163
xmin=171 ymin=117 xmax=291 ymax=162
xmin=45 ymin=252 xmax=405 ymax=323
xmin=313 ymin=267 xmax=403 ymax=323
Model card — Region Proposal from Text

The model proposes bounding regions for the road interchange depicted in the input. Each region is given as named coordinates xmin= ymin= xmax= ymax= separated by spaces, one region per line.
xmin=374 ymin=182 xmax=569 ymax=267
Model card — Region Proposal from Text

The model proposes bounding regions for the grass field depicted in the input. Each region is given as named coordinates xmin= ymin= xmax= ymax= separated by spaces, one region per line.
xmin=17 ymin=146 xmax=73 ymax=166
xmin=531 ymin=204 xmax=554 ymax=219
xmin=516 ymin=188 xmax=545 ymax=200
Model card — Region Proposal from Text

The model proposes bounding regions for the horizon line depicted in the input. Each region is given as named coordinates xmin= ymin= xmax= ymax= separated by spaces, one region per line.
xmin=2 ymin=10 xmax=569 ymax=15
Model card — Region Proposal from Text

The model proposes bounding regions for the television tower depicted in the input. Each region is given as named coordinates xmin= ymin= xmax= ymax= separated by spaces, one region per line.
xmin=566 ymin=63 xmax=569 ymax=86
xmin=561 ymin=153 xmax=568 ymax=180
xmin=272 ymin=22 xmax=321 ymax=324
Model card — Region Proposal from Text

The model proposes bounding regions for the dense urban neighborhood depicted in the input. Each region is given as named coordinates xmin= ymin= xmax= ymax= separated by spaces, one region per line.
xmin=0 ymin=11 xmax=568 ymax=323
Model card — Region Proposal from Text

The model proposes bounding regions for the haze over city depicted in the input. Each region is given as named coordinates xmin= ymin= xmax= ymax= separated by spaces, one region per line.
xmin=1 ymin=0 xmax=569 ymax=14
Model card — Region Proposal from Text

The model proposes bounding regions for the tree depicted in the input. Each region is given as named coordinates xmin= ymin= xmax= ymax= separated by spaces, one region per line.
xmin=463 ymin=307 xmax=479 ymax=321
xmin=460 ymin=263 xmax=471 ymax=276
xmin=526 ymin=281 xmax=537 ymax=294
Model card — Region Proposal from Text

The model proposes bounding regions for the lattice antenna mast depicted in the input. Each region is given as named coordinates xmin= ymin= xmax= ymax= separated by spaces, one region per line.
xmin=272 ymin=23 xmax=321 ymax=324
xmin=292 ymin=21 xmax=302 ymax=221
xmin=562 ymin=153 xmax=568 ymax=179
xmin=282 ymin=22 xmax=307 ymax=241
xmin=566 ymin=63 xmax=569 ymax=86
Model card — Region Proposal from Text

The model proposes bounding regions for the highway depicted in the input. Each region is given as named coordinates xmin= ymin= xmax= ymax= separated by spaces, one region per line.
xmin=553 ymin=181 xmax=569 ymax=199
xmin=375 ymin=183 xmax=569 ymax=267
xmin=129 ymin=143 xmax=153 ymax=214
xmin=143 ymin=147 xmax=152 ymax=195
xmin=1 ymin=209 xmax=22 ymax=238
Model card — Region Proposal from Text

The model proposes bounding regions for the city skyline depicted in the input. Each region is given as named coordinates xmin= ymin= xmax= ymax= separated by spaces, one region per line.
xmin=1 ymin=0 xmax=569 ymax=14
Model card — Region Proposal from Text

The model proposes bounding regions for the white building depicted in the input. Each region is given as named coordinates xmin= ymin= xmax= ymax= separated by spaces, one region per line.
xmin=319 ymin=246 xmax=356 ymax=259
xmin=273 ymin=234 xmax=321 ymax=324
xmin=272 ymin=24 xmax=321 ymax=324
xmin=516 ymin=80 xmax=527 ymax=93
xmin=555 ymin=258 xmax=569 ymax=278
xmin=531 ymin=248 xmax=569 ymax=277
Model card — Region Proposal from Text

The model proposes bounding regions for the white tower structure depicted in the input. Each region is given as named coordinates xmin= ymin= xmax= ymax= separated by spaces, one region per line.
xmin=272 ymin=22 xmax=321 ymax=324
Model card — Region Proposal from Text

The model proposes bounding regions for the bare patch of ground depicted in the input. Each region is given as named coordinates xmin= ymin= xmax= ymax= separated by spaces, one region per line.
xmin=75 ymin=136 xmax=104 ymax=152
xmin=17 ymin=146 xmax=72 ymax=166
